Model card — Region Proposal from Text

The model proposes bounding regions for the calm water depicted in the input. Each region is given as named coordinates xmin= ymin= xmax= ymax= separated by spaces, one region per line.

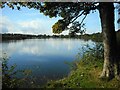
xmin=1 ymin=38 xmax=95 ymax=85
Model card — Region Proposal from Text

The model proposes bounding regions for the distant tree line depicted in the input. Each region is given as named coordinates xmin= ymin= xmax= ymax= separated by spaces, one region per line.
xmin=1 ymin=30 xmax=120 ymax=42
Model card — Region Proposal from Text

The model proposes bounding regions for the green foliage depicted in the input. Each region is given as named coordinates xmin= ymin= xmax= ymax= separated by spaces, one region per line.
xmin=52 ymin=19 xmax=69 ymax=34
xmin=78 ymin=32 xmax=103 ymax=42
xmin=2 ymin=57 xmax=22 ymax=88
xmin=69 ymin=21 xmax=86 ymax=37
xmin=45 ymin=43 xmax=120 ymax=88
xmin=84 ymin=43 xmax=104 ymax=59
xmin=2 ymin=55 xmax=38 ymax=88
xmin=64 ymin=43 xmax=104 ymax=72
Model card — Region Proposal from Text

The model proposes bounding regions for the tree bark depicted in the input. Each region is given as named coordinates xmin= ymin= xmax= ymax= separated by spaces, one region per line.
xmin=116 ymin=43 xmax=120 ymax=80
xmin=98 ymin=3 xmax=117 ymax=80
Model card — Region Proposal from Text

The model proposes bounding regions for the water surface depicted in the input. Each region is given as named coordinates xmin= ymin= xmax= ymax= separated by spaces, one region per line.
xmin=1 ymin=38 xmax=95 ymax=85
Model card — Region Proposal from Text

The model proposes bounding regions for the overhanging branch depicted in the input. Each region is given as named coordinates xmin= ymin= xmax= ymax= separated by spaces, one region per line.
xmin=80 ymin=14 xmax=87 ymax=25
xmin=70 ymin=10 xmax=85 ymax=24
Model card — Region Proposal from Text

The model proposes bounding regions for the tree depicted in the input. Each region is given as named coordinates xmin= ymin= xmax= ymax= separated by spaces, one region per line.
xmin=69 ymin=21 xmax=86 ymax=37
xmin=99 ymin=3 xmax=117 ymax=80
xmin=0 ymin=2 xmax=120 ymax=80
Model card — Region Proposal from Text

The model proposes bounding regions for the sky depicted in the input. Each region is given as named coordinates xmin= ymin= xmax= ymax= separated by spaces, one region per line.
xmin=0 ymin=3 xmax=119 ymax=35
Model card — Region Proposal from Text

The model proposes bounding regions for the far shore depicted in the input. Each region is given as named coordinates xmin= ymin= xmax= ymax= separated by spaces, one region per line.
xmin=1 ymin=32 xmax=103 ymax=42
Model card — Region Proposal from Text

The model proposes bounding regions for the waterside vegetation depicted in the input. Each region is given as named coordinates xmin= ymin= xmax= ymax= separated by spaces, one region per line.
xmin=45 ymin=43 xmax=120 ymax=88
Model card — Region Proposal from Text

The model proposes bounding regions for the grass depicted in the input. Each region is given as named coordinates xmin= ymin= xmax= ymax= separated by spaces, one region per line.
xmin=45 ymin=47 xmax=120 ymax=88
xmin=46 ymin=60 xmax=120 ymax=88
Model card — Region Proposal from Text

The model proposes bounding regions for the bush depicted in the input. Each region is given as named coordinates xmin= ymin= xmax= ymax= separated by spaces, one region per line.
xmin=2 ymin=55 xmax=36 ymax=88
xmin=2 ymin=57 xmax=22 ymax=88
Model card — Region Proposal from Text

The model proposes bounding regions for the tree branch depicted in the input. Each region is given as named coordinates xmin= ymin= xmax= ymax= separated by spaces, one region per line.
xmin=80 ymin=14 xmax=87 ymax=25
xmin=70 ymin=10 xmax=85 ymax=24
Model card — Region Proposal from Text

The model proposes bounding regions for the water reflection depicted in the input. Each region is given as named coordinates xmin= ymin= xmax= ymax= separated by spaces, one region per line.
xmin=1 ymin=38 xmax=95 ymax=85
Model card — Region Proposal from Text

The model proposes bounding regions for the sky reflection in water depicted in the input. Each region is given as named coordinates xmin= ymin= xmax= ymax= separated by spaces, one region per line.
xmin=1 ymin=39 xmax=95 ymax=84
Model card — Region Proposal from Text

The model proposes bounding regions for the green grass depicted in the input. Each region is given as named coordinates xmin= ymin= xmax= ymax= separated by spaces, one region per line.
xmin=45 ymin=54 xmax=120 ymax=88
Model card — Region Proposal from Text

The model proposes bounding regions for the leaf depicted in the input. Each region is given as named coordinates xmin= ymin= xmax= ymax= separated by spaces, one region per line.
xmin=17 ymin=6 xmax=20 ymax=10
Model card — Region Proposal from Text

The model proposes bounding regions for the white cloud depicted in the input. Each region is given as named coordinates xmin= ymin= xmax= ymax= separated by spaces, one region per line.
xmin=18 ymin=19 xmax=53 ymax=34
xmin=0 ymin=16 xmax=58 ymax=35
xmin=0 ymin=16 xmax=23 ymax=34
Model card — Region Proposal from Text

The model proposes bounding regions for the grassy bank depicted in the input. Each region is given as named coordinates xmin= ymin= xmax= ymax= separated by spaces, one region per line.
xmin=46 ymin=60 xmax=120 ymax=88
xmin=45 ymin=44 xmax=120 ymax=88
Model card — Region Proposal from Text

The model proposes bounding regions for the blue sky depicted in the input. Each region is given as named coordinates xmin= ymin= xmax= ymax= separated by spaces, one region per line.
xmin=0 ymin=4 xmax=119 ymax=35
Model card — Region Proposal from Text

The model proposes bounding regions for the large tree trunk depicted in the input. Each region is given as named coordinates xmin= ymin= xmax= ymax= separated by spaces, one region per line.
xmin=116 ymin=40 xmax=120 ymax=79
xmin=98 ymin=3 xmax=117 ymax=80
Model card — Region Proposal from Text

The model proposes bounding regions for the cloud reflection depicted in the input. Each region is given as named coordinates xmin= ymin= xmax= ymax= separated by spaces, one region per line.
xmin=2 ymin=39 xmax=95 ymax=58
